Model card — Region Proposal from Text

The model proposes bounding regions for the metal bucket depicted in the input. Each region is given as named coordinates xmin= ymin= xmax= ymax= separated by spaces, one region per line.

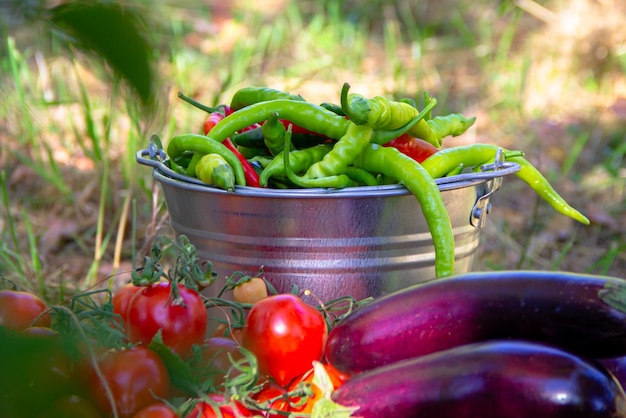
xmin=137 ymin=146 xmax=519 ymax=302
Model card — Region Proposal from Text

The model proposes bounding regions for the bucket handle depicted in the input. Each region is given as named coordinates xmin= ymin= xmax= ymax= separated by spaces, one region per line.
xmin=136 ymin=143 xmax=207 ymax=186
xmin=469 ymin=148 xmax=518 ymax=228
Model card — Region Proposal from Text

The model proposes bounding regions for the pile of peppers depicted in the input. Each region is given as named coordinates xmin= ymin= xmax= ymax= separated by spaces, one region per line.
xmin=163 ymin=83 xmax=590 ymax=279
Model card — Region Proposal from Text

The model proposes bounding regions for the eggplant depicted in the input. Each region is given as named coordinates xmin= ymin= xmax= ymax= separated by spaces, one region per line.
xmin=600 ymin=356 xmax=626 ymax=388
xmin=331 ymin=340 xmax=626 ymax=418
xmin=325 ymin=270 xmax=626 ymax=374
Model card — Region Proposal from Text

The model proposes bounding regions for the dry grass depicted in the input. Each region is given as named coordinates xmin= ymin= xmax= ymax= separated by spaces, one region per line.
xmin=1 ymin=0 xmax=625 ymax=299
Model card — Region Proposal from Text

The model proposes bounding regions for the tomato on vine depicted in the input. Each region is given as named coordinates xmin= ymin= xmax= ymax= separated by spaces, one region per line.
xmin=132 ymin=402 xmax=178 ymax=418
xmin=111 ymin=283 xmax=143 ymax=329
xmin=0 ymin=289 xmax=50 ymax=330
xmin=242 ymin=294 xmax=328 ymax=387
xmin=126 ymin=282 xmax=208 ymax=356
xmin=84 ymin=346 xmax=171 ymax=418
xmin=233 ymin=277 xmax=268 ymax=305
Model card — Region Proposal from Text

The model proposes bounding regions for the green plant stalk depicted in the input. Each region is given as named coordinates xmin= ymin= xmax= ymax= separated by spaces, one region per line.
xmin=561 ymin=132 xmax=590 ymax=178
xmin=6 ymin=36 xmax=36 ymax=146
xmin=0 ymin=171 xmax=27 ymax=286
xmin=20 ymin=208 xmax=44 ymax=298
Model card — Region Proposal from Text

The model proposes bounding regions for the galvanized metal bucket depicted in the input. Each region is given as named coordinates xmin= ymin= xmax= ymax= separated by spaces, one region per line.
xmin=137 ymin=146 xmax=519 ymax=302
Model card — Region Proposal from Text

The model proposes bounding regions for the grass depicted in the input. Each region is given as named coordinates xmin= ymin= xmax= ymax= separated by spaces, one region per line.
xmin=1 ymin=0 xmax=625 ymax=301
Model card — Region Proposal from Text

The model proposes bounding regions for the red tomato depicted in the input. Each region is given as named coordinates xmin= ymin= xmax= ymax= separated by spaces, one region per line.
xmin=252 ymin=383 xmax=289 ymax=417
xmin=383 ymin=133 xmax=439 ymax=163
xmin=242 ymin=294 xmax=328 ymax=387
xmin=132 ymin=402 xmax=178 ymax=418
xmin=188 ymin=394 xmax=254 ymax=418
xmin=126 ymin=282 xmax=208 ymax=356
xmin=36 ymin=395 xmax=102 ymax=418
xmin=0 ymin=289 xmax=50 ymax=330
xmin=112 ymin=283 xmax=142 ymax=327
xmin=85 ymin=346 xmax=171 ymax=418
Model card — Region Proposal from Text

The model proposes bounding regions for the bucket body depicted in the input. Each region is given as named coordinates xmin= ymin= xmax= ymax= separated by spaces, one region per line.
xmin=138 ymin=148 xmax=518 ymax=302
xmin=159 ymin=175 xmax=478 ymax=301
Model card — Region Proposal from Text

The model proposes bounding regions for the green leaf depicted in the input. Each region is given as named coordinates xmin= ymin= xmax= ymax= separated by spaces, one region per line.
xmin=149 ymin=331 xmax=202 ymax=396
xmin=598 ymin=281 xmax=626 ymax=313
xmin=48 ymin=1 xmax=157 ymax=110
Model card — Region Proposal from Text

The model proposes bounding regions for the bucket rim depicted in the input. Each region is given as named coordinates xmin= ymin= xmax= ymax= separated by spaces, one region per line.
xmin=137 ymin=147 xmax=520 ymax=198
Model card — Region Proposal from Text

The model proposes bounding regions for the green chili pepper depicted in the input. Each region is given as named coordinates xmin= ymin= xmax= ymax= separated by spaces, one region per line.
xmin=426 ymin=113 xmax=476 ymax=142
xmin=259 ymin=143 xmax=333 ymax=187
xmin=305 ymin=122 xmax=373 ymax=179
xmin=283 ymin=129 xmax=354 ymax=189
xmin=229 ymin=86 xmax=306 ymax=110
xmin=353 ymin=143 xmax=455 ymax=278
xmin=195 ymin=153 xmax=235 ymax=192
xmin=344 ymin=166 xmax=379 ymax=186
xmin=341 ymin=83 xmax=475 ymax=148
xmin=506 ymin=155 xmax=590 ymax=225
xmin=166 ymin=134 xmax=246 ymax=186
xmin=420 ymin=144 xmax=514 ymax=178
xmin=231 ymin=127 xmax=265 ymax=148
xmin=369 ymin=101 xmax=438 ymax=145
xmin=262 ymin=112 xmax=287 ymax=156
xmin=319 ymin=102 xmax=346 ymax=116
xmin=207 ymin=100 xmax=351 ymax=143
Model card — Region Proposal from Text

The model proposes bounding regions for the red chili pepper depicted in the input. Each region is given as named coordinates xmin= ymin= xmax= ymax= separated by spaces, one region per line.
xmin=223 ymin=138 xmax=261 ymax=187
xmin=203 ymin=112 xmax=226 ymax=136
xmin=383 ymin=133 xmax=439 ymax=163
xmin=202 ymin=111 xmax=261 ymax=187
xmin=278 ymin=119 xmax=321 ymax=136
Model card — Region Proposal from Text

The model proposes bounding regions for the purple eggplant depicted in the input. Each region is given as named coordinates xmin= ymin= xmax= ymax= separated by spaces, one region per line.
xmin=600 ymin=356 xmax=626 ymax=388
xmin=325 ymin=270 xmax=626 ymax=374
xmin=331 ymin=340 xmax=626 ymax=418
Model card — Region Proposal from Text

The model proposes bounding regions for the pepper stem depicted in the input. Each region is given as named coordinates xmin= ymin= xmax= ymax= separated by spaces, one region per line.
xmin=177 ymin=91 xmax=227 ymax=115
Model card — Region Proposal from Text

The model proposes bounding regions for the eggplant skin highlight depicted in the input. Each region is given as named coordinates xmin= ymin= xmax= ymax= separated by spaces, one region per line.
xmin=331 ymin=340 xmax=626 ymax=418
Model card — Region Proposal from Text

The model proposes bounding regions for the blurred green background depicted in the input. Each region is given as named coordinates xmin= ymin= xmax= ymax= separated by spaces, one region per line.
xmin=1 ymin=0 xmax=624 ymax=299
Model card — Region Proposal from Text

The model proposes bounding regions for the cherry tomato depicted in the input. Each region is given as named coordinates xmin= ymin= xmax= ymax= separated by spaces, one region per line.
xmin=111 ymin=283 xmax=142 ymax=329
xmin=189 ymin=394 xmax=254 ymax=418
xmin=232 ymin=277 xmax=268 ymax=305
xmin=132 ymin=402 xmax=178 ymax=418
xmin=84 ymin=346 xmax=171 ymax=418
xmin=126 ymin=282 xmax=208 ymax=356
xmin=242 ymin=294 xmax=328 ymax=387
xmin=383 ymin=133 xmax=439 ymax=163
xmin=36 ymin=395 xmax=102 ymax=418
xmin=0 ymin=289 xmax=50 ymax=330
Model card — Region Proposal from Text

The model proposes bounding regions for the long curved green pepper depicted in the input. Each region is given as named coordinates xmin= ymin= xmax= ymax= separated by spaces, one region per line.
xmin=420 ymin=144 xmax=518 ymax=178
xmin=369 ymin=103 xmax=438 ymax=145
xmin=262 ymin=112 xmax=286 ymax=156
xmin=426 ymin=113 xmax=476 ymax=142
xmin=166 ymin=134 xmax=246 ymax=186
xmin=207 ymin=100 xmax=351 ymax=143
xmin=259 ymin=143 xmax=333 ymax=187
xmin=305 ymin=122 xmax=373 ymax=179
xmin=506 ymin=156 xmax=590 ymax=225
xmin=344 ymin=167 xmax=379 ymax=186
xmin=283 ymin=129 xmax=354 ymax=189
xmin=230 ymin=86 xmax=306 ymax=110
xmin=353 ymin=143 xmax=455 ymax=278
